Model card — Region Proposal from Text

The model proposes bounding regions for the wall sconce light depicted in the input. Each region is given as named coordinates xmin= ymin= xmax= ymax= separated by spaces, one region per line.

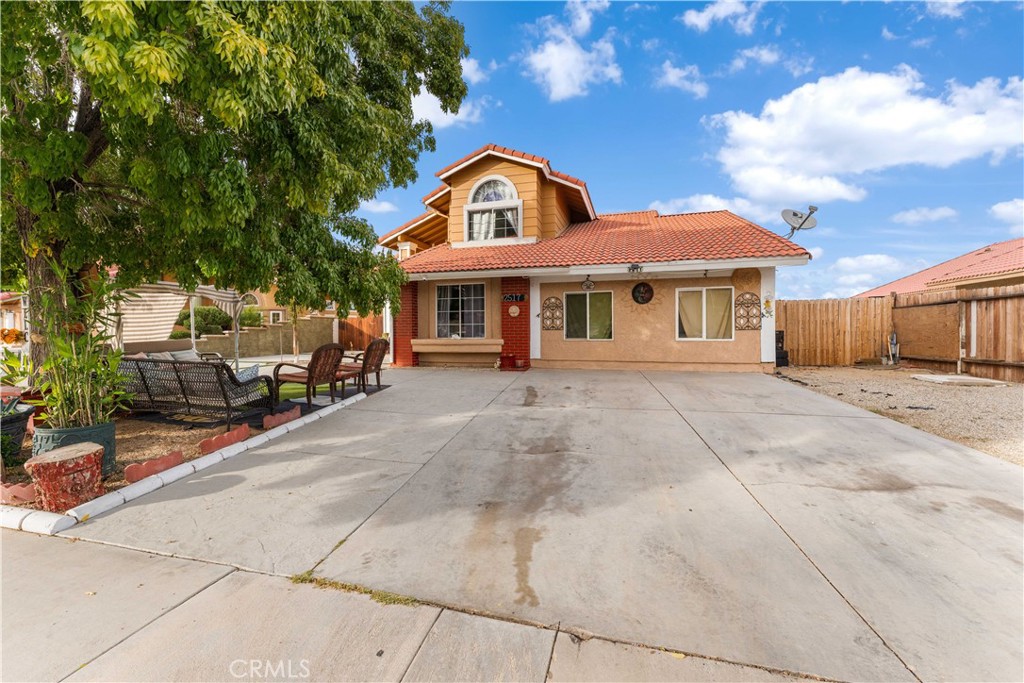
xmin=628 ymin=263 xmax=643 ymax=274
xmin=581 ymin=275 xmax=595 ymax=291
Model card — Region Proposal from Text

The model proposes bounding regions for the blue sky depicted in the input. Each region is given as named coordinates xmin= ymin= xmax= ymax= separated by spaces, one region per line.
xmin=357 ymin=1 xmax=1024 ymax=298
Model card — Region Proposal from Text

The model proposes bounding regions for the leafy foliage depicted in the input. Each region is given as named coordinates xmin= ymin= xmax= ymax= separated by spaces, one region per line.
xmin=176 ymin=305 xmax=232 ymax=333
xmin=239 ymin=306 xmax=263 ymax=328
xmin=1 ymin=261 xmax=131 ymax=428
xmin=2 ymin=1 xmax=467 ymax=321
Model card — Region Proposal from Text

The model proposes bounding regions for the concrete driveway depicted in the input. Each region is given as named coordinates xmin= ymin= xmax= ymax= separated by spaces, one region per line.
xmin=62 ymin=368 xmax=1023 ymax=682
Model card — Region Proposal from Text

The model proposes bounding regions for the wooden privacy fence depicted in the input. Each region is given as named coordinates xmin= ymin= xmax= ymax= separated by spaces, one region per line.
xmin=338 ymin=313 xmax=384 ymax=352
xmin=776 ymin=297 xmax=893 ymax=366
xmin=777 ymin=284 xmax=1024 ymax=383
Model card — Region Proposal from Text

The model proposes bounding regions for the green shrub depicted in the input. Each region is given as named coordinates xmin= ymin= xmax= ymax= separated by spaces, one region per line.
xmin=169 ymin=329 xmax=194 ymax=340
xmin=176 ymin=305 xmax=231 ymax=332
xmin=198 ymin=324 xmax=224 ymax=336
xmin=239 ymin=306 xmax=263 ymax=327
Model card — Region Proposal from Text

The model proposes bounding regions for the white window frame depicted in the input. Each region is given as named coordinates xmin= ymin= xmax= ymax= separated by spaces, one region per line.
xmin=563 ymin=290 xmax=614 ymax=341
xmin=269 ymin=310 xmax=284 ymax=325
xmin=436 ymin=282 xmax=487 ymax=339
xmin=675 ymin=286 xmax=735 ymax=342
xmin=463 ymin=175 xmax=523 ymax=242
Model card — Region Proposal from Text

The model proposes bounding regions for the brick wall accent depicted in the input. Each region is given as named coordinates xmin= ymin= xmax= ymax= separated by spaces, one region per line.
xmin=393 ymin=282 xmax=419 ymax=367
xmin=500 ymin=277 xmax=531 ymax=369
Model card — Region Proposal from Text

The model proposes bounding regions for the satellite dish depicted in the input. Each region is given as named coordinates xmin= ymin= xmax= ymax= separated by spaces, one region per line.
xmin=781 ymin=205 xmax=818 ymax=239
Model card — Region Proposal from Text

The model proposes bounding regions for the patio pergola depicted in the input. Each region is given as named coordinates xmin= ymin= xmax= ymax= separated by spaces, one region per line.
xmin=115 ymin=282 xmax=245 ymax=368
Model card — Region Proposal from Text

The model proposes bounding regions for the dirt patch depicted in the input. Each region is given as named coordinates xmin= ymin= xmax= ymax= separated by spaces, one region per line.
xmin=2 ymin=413 xmax=268 ymax=506
xmin=777 ymin=366 xmax=1023 ymax=466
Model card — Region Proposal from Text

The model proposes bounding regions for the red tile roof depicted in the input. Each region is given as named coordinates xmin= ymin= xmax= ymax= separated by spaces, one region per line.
xmin=435 ymin=143 xmax=587 ymax=189
xmin=399 ymin=210 xmax=809 ymax=274
xmin=422 ymin=184 xmax=448 ymax=203
xmin=857 ymin=238 xmax=1024 ymax=296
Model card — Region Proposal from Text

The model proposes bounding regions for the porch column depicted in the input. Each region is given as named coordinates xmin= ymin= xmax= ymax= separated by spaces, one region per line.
xmin=759 ymin=267 xmax=776 ymax=364
xmin=500 ymin=277 xmax=531 ymax=370
xmin=393 ymin=282 xmax=419 ymax=367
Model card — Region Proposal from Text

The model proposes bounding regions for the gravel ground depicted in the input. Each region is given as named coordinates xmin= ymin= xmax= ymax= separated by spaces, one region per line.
xmin=777 ymin=366 xmax=1024 ymax=466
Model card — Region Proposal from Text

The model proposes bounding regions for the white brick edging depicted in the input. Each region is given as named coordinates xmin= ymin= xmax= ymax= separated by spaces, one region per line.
xmin=0 ymin=392 xmax=369 ymax=535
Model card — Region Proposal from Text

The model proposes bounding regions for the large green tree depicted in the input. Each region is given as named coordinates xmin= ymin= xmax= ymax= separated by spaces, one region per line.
xmin=2 ymin=0 xmax=466 ymax=353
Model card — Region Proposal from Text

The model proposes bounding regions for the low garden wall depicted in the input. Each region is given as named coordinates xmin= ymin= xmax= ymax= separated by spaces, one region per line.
xmin=196 ymin=317 xmax=335 ymax=357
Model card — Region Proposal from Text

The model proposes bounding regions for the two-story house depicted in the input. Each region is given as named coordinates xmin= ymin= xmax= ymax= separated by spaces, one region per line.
xmin=379 ymin=144 xmax=810 ymax=372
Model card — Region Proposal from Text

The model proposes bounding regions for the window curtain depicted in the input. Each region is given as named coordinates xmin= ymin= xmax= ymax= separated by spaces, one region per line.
xmin=436 ymin=287 xmax=454 ymax=338
xmin=588 ymin=292 xmax=612 ymax=339
xmin=706 ymin=289 xmax=733 ymax=339
xmin=678 ymin=291 xmax=703 ymax=338
xmin=565 ymin=294 xmax=587 ymax=339
xmin=470 ymin=211 xmax=495 ymax=241
xmin=500 ymin=208 xmax=518 ymax=233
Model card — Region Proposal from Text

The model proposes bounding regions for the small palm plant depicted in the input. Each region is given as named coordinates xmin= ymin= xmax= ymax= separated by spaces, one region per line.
xmin=1 ymin=262 xmax=132 ymax=429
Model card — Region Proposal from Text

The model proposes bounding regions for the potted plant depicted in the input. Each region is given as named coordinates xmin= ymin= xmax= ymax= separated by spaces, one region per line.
xmin=0 ymin=397 xmax=34 ymax=467
xmin=1 ymin=263 xmax=131 ymax=477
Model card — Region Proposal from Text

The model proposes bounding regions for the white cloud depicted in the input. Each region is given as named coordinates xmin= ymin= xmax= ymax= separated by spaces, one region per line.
xmin=656 ymin=61 xmax=709 ymax=99
xmin=522 ymin=5 xmax=621 ymax=102
xmin=567 ymin=0 xmax=610 ymax=37
xmin=680 ymin=1 xmax=764 ymax=36
xmin=776 ymin=252 xmax=923 ymax=299
xmin=881 ymin=26 xmax=899 ymax=41
xmin=461 ymin=58 xmax=497 ymax=86
xmin=360 ymin=200 xmax=399 ymax=214
xmin=729 ymin=44 xmax=781 ymax=72
xmin=926 ymin=1 xmax=967 ymax=19
xmin=706 ymin=66 xmax=1023 ymax=204
xmin=648 ymin=193 xmax=777 ymax=224
xmin=412 ymin=91 xmax=489 ymax=129
xmin=783 ymin=56 xmax=814 ymax=77
xmin=890 ymin=206 xmax=958 ymax=224
xmin=641 ymin=38 xmax=660 ymax=52
xmin=989 ymin=198 xmax=1024 ymax=235
xmin=625 ymin=3 xmax=657 ymax=13
xmin=910 ymin=36 xmax=936 ymax=49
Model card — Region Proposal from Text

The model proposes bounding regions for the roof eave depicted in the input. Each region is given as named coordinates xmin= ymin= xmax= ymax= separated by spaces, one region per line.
xmin=402 ymin=255 xmax=809 ymax=280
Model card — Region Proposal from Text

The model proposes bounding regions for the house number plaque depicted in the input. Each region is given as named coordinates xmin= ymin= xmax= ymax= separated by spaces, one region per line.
xmin=502 ymin=294 xmax=526 ymax=302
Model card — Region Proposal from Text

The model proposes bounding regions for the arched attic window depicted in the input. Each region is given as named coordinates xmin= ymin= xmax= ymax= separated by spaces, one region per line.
xmin=465 ymin=175 xmax=522 ymax=241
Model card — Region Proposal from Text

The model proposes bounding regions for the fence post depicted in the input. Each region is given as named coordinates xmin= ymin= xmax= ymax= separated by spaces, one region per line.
xmin=957 ymin=299 xmax=966 ymax=375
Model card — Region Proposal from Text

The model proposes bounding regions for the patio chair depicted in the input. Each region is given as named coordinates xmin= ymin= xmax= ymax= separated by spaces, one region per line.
xmin=272 ymin=343 xmax=345 ymax=408
xmin=336 ymin=337 xmax=389 ymax=395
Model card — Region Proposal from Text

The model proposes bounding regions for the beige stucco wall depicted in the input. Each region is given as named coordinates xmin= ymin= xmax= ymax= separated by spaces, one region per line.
xmin=414 ymin=277 xmax=504 ymax=367
xmin=539 ymin=271 xmax=762 ymax=367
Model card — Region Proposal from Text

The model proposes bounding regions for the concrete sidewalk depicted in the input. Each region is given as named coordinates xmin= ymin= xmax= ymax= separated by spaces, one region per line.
xmin=2 ymin=530 xmax=797 ymax=682
xmin=3 ymin=368 xmax=1021 ymax=681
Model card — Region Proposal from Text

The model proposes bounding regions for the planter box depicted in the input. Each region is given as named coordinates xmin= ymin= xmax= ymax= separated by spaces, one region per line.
xmin=1 ymin=404 xmax=33 ymax=466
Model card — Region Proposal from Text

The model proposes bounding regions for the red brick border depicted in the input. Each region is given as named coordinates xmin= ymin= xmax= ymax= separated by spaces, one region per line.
xmin=124 ymin=451 xmax=185 ymax=484
xmin=199 ymin=424 xmax=251 ymax=455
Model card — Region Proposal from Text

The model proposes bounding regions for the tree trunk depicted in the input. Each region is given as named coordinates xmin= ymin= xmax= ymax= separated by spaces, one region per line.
xmin=16 ymin=207 xmax=64 ymax=373
xmin=291 ymin=303 xmax=300 ymax=362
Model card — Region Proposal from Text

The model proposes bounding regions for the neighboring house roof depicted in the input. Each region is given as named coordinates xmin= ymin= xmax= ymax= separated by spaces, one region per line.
xmin=0 ymin=292 xmax=22 ymax=302
xmin=857 ymin=238 xmax=1024 ymax=297
xmin=399 ymin=210 xmax=809 ymax=275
